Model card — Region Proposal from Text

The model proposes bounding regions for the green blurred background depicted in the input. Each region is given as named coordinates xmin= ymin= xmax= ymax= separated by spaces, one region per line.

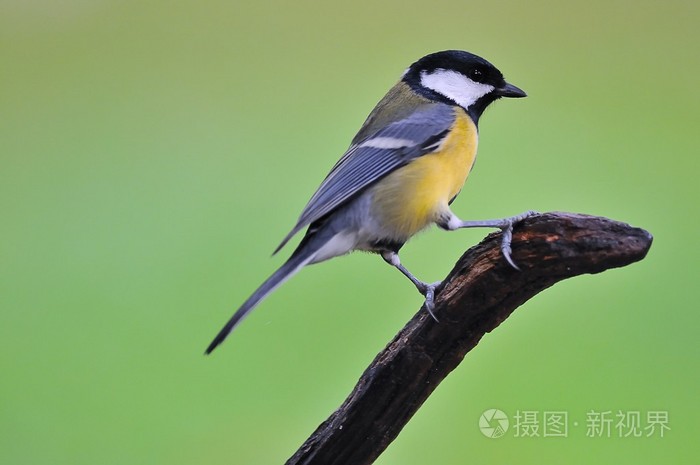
xmin=1 ymin=0 xmax=698 ymax=463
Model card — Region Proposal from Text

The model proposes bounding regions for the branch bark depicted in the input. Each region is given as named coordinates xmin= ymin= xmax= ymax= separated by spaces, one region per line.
xmin=286 ymin=212 xmax=653 ymax=465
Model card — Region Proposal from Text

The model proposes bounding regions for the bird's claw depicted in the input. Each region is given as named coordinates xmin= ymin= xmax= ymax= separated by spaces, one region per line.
xmin=498 ymin=210 xmax=538 ymax=270
xmin=417 ymin=281 xmax=442 ymax=322
xmin=499 ymin=222 xmax=519 ymax=270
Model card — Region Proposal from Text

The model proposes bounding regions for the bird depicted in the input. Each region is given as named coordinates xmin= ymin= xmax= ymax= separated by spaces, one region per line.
xmin=206 ymin=50 xmax=534 ymax=354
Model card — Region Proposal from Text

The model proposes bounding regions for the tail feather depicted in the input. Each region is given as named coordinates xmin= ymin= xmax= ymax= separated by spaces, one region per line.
xmin=205 ymin=250 xmax=315 ymax=355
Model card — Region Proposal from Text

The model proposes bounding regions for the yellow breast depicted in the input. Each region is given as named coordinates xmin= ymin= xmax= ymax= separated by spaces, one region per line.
xmin=369 ymin=107 xmax=478 ymax=241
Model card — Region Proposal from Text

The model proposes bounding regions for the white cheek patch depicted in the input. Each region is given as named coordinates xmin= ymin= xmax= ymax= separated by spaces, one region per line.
xmin=420 ymin=69 xmax=494 ymax=109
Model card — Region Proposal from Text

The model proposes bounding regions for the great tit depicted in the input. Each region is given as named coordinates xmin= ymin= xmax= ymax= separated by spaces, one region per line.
xmin=206 ymin=50 xmax=533 ymax=354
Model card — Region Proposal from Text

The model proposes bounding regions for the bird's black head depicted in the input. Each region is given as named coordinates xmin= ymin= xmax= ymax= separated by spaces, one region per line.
xmin=402 ymin=50 xmax=526 ymax=123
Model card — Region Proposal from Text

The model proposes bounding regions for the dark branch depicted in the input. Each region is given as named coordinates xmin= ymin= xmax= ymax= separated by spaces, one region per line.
xmin=286 ymin=212 xmax=652 ymax=465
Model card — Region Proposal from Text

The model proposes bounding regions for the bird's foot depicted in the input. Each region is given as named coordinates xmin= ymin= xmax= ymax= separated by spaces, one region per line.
xmin=494 ymin=210 xmax=538 ymax=270
xmin=416 ymin=280 xmax=443 ymax=322
xmin=446 ymin=210 xmax=538 ymax=270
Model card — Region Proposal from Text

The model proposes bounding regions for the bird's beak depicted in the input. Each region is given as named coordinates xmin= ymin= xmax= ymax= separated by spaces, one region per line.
xmin=496 ymin=82 xmax=527 ymax=98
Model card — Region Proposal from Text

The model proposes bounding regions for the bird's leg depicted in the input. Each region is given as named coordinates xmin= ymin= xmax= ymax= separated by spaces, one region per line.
xmin=381 ymin=251 xmax=441 ymax=321
xmin=441 ymin=210 xmax=538 ymax=270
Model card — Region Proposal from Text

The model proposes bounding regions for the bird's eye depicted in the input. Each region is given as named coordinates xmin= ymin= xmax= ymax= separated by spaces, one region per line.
xmin=469 ymin=69 xmax=483 ymax=81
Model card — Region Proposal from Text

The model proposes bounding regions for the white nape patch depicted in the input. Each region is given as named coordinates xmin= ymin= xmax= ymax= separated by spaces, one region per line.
xmin=420 ymin=69 xmax=494 ymax=109
xmin=359 ymin=136 xmax=415 ymax=150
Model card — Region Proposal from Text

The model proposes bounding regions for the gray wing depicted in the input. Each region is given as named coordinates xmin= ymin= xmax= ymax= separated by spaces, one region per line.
xmin=274 ymin=103 xmax=456 ymax=254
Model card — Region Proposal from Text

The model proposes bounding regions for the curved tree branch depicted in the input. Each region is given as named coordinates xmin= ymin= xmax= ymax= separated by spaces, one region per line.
xmin=286 ymin=212 xmax=653 ymax=465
